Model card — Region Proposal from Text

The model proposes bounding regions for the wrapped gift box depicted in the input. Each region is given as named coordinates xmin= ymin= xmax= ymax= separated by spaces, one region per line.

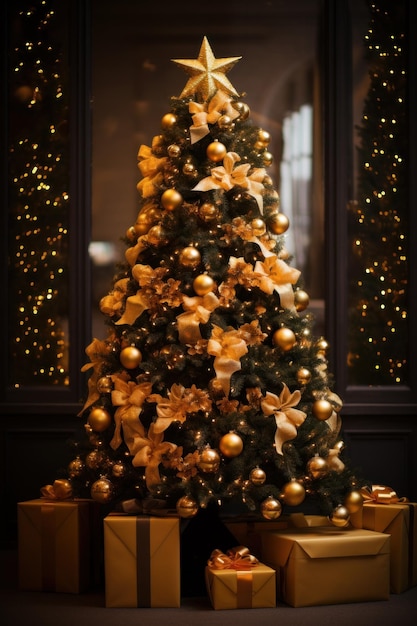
xmin=261 ymin=526 xmax=390 ymax=607
xmin=205 ymin=562 xmax=276 ymax=609
xmin=18 ymin=499 xmax=93 ymax=593
xmin=224 ymin=517 xmax=290 ymax=558
xmin=103 ymin=513 xmax=180 ymax=607
xmin=351 ymin=502 xmax=417 ymax=593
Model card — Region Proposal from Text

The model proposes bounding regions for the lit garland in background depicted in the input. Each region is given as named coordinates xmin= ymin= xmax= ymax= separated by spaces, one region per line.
xmin=8 ymin=0 xmax=70 ymax=387
xmin=347 ymin=0 xmax=408 ymax=386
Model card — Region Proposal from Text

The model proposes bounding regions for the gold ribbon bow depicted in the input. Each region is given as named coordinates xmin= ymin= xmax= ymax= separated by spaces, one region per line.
xmin=40 ymin=479 xmax=73 ymax=500
xmin=137 ymin=142 xmax=167 ymax=198
xmin=360 ymin=484 xmax=407 ymax=504
xmin=109 ymin=377 xmax=153 ymax=451
xmin=261 ymin=384 xmax=307 ymax=454
xmin=177 ymin=292 xmax=220 ymax=344
xmin=192 ymin=152 xmax=266 ymax=213
xmin=253 ymin=255 xmax=301 ymax=312
xmin=188 ymin=90 xmax=239 ymax=144
xmin=130 ymin=423 xmax=177 ymax=488
xmin=78 ymin=337 xmax=113 ymax=415
xmin=207 ymin=325 xmax=248 ymax=396
xmin=208 ymin=546 xmax=259 ymax=571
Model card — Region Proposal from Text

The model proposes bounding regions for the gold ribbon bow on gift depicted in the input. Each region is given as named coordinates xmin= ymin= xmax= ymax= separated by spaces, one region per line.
xmin=208 ymin=546 xmax=259 ymax=571
xmin=360 ymin=484 xmax=408 ymax=504
xmin=40 ymin=479 xmax=73 ymax=500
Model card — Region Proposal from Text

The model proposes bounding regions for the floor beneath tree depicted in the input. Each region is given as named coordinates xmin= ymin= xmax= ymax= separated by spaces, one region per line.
xmin=1 ymin=549 xmax=416 ymax=626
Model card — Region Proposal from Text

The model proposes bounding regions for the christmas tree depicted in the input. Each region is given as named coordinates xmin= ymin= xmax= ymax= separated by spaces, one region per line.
xmin=52 ymin=37 xmax=365 ymax=525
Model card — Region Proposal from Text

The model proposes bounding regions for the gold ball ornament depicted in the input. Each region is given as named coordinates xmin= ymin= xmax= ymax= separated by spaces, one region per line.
xmin=249 ymin=467 xmax=266 ymax=485
xmin=206 ymin=140 xmax=227 ymax=162
xmin=161 ymin=113 xmax=177 ymax=129
xmin=306 ymin=456 xmax=329 ymax=480
xmin=294 ymin=289 xmax=310 ymax=312
xmin=312 ymin=399 xmax=333 ymax=421
xmin=316 ymin=337 xmax=329 ymax=356
xmin=197 ymin=448 xmax=221 ymax=473
xmin=85 ymin=449 xmax=106 ymax=470
xmin=199 ymin=202 xmax=218 ymax=222
xmin=179 ymin=246 xmax=201 ymax=268
xmin=344 ymin=490 xmax=364 ymax=514
xmin=250 ymin=217 xmax=266 ymax=236
xmin=329 ymin=504 xmax=350 ymax=527
xmin=161 ymin=188 xmax=183 ymax=211
xmin=296 ymin=367 xmax=312 ymax=385
xmin=96 ymin=376 xmax=113 ymax=394
xmin=91 ymin=477 xmax=114 ymax=504
xmin=281 ymin=480 xmax=306 ymax=507
xmin=273 ymin=327 xmax=296 ymax=351
xmin=218 ymin=114 xmax=234 ymax=130
xmin=112 ymin=462 xmax=127 ymax=478
xmin=219 ymin=432 xmax=244 ymax=458
xmin=68 ymin=457 xmax=85 ymax=478
xmin=268 ymin=213 xmax=290 ymax=235
xmin=88 ymin=407 xmax=112 ymax=432
xmin=233 ymin=101 xmax=250 ymax=120
xmin=120 ymin=346 xmax=142 ymax=369
xmin=147 ymin=224 xmax=168 ymax=246
xmin=260 ymin=496 xmax=282 ymax=520
xmin=176 ymin=495 xmax=199 ymax=518
xmin=262 ymin=151 xmax=273 ymax=167
xmin=193 ymin=274 xmax=215 ymax=296
xmin=167 ymin=143 xmax=181 ymax=158
xmin=126 ymin=225 xmax=137 ymax=241
xmin=258 ymin=129 xmax=271 ymax=146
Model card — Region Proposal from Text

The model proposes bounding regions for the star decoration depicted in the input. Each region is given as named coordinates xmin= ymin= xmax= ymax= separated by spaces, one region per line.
xmin=172 ymin=36 xmax=241 ymax=102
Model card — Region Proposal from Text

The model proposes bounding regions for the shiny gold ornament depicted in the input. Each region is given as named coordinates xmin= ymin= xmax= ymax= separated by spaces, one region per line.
xmin=167 ymin=144 xmax=181 ymax=158
xmin=126 ymin=225 xmax=137 ymax=241
xmin=68 ymin=457 xmax=85 ymax=478
xmin=273 ymin=327 xmax=296 ymax=351
xmin=176 ymin=495 xmax=199 ymax=518
xmin=312 ymin=399 xmax=333 ymax=421
xmin=249 ymin=467 xmax=266 ymax=485
xmin=120 ymin=346 xmax=142 ymax=369
xmin=96 ymin=376 xmax=113 ymax=394
xmin=316 ymin=337 xmax=329 ymax=355
xmin=91 ymin=477 xmax=114 ymax=504
xmin=251 ymin=218 xmax=266 ymax=236
xmin=179 ymin=246 xmax=201 ymax=268
xmin=193 ymin=274 xmax=215 ymax=295
xmin=161 ymin=113 xmax=177 ymax=129
xmin=134 ymin=206 xmax=162 ymax=236
xmin=329 ymin=504 xmax=350 ymax=527
xmin=281 ymin=480 xmax=306 ymax=506
xmin=88 ymin=407 xmax=112 ymax=432
xmin=112 ymin=462 xmax=126 ymax=478
xmin=85 ymin=449 xmax=106 ymax=470
xmin=161 ymin=188 xmax=183 ymax=211
xmin=219 ymin=432 xmax=243 ymax=457
xmin=197 ymin=447 xmax=221 ymax=473
xmin=182 ymin=162 xmax=197 ymax=178
xmin=207 ymin=140 xmax=227 ymax=162
xmin=258 ymin=129 xmax=271 ymax=146
xmin=233 ymin=101 xmax=250 ymax=120
xmin=268 ymin=212 xmax=290 ymax=235
xmin=260 ymin=496 xmax=282 ymax=520
xmin=262 ymin=151 xmax=273 ymax=167
xmin=147 ymin=224 xmax=168 ymax=246
xmin=296 ymin=367 xmax=312 ymax=385
xmin=306 ymin=456 xmax=328 ymax=480
xmin=344 ymin=490 xmax=364 ymax=514
xmin=172 ymin=36 xmax=241 ymax=100
xmin=199 ymin=202 xmax=218 ymax=222
xmin=294 ymin=289 xmax=310 ymax=312
xmin=218 ymin=114 xmax=234 ymax=130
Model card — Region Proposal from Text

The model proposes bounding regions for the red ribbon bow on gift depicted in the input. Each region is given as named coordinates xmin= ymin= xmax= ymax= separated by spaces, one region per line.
xmin=360 ymin=484 xmax=409 ymax=504
xmin=208 ymin=546 xmax=259 ymax=571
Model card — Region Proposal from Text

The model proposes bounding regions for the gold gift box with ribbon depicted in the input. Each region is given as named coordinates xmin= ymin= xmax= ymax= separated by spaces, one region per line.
xmin=205 ymin=546 xmax=276 ymax=609
xmin=261 ymin=526 xmax=390 ymax=607
xmin=350 ymin=485 xmax=417 ymax=594
xmin=103 ymin=513 xmax=180 ymax=607
xmin=18 ymin=499 xmax=93 ymax=593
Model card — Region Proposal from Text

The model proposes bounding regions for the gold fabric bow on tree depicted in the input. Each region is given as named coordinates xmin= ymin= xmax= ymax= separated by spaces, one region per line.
xmin=177 ymin=292 xmax=220 ymax=344
xmin=137 ymin=140 xmax=168 ymax=198
xmin=253 ymin=255 xmax=301 ymax=312
xmin=188 ymin=89 xmax=239 ymax=143
xmin=261 ymin=384 xmax=307 ymax=454
xmin=208 ymin=546 xmax=259 ymax=571
xmin=207 ymin=325 xmax=248 ymax=396
xmin=109 ymin=375 xmax=153 ymax=451
xmin=78 ymin=337 xmax=113 ymax=415
xmin=131 ymin=424 xmax=177 ymax=488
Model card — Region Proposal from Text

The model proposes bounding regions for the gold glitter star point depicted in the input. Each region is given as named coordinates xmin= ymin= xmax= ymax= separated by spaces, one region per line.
xmin=172 ymin=36 xmax=241 ymax=101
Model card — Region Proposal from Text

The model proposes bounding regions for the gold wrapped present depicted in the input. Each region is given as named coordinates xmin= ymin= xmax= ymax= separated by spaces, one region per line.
xmin=205 ymin=546 xmax=276 ymax=609
xmin=18 ymin=499 xmax=93 ymax=593
xmin=103 ymin=514 xmax=180 ymax=607
xmin=261 ymin=526 xmax=390 ymax=607
xmin=351 ymin=498 xmax=417 ymax=593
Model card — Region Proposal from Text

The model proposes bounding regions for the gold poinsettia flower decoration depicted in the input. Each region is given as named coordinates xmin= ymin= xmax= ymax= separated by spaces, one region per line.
xmin=149 ymin=383 xmax=212 ymax=434
xmin=226 ymin=256 xmax=255 ymax=289
xmin=238 ymin=320 xmax=267 ymax=346
xmin=99 ymin=278 xmax=130 ymax=318
xmin=260 ymin=383 xmax=307 ymax=454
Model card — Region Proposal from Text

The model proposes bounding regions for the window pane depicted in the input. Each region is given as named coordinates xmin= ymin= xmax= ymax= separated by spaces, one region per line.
xmin=347 ymin=0 xmax=409 ymax=386
xmin=7 ymin=1 xmax=71 ymax=387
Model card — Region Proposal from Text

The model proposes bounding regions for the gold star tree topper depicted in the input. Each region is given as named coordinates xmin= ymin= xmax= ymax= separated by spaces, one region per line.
xmin=172 ymin=36 xmax=241 ymax=102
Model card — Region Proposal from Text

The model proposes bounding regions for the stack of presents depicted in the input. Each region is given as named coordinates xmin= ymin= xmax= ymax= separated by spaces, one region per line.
xmin=17 ymin=484 xmax=416 ymax=609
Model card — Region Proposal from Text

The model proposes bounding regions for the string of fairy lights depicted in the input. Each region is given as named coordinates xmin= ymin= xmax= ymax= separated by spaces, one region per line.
xmin=347 ymin=0 xmax=408 ymax=386
xmin=8 ymin=0 xmax=70 ymax=387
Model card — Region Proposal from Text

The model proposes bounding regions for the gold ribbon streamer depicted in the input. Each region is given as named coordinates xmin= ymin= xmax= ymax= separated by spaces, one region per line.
xmin=207 ymin=325 xmax=248 ymax=396
xmin=261 ymin=384 xmax=307 ymax=454
xmin=207 ymin=546 xmax=259 ymax=571
xmin=115 ymin=291 xmax=150 ymax=326
xmin=360 ymin=484 xmax=408 ymax=504
xmin=177 ymin=292 xmax=220 ymax=344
